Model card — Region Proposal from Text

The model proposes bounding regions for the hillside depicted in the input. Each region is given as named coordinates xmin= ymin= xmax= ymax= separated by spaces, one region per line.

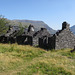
xmin=0 ymin=44 xmax=75 ymax=75
xmin=8 ymin=20 xmax=75 ymax=35
xmin=70 ymin=25 xmax=75 ymax=34
xmin=9 ymin=20 xmax=56 ymax=34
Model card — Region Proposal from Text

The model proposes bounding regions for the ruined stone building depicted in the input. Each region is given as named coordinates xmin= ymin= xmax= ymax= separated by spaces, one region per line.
xmin=16 ymin=25 xmax=35 ymax=45
xmin=48 ymin=22 xmax=75 ymax=50
xmin=0 ymin=26 xmax=20 ymax=43
xmin=32 ymin=28 xmax=51 ymax=46
xmin=16 ymin=24 xmax=50 ymax=46
xmin=39 ymin=22 xmax=75 ymax=50
xmin=0 ymin=21 xmax=75 ymax=50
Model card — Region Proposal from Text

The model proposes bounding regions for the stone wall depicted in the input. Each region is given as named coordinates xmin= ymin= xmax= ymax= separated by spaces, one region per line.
xmin=16 ymin=35 xmax=26 ymax=44
xmin=39 ymin=36 xmax=49 ymax=49
xmin=55 ymin=29 xmax=75 ymax=50
xmin=48 ymin=35 xmax=56 ymax=49
xmin=32 ymin=37 xmax=38 ymax=46
xmin=16 ymin=35 xmax=33 ymax=45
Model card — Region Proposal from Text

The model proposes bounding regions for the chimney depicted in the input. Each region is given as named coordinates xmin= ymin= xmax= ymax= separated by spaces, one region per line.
xmin=28 ymin=24 xmax=34 ymax=32
xmin=62 ymin=21 xmax=70 ymax=30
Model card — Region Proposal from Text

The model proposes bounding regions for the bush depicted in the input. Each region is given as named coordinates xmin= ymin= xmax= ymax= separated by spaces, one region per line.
xmin=0 ymin=15 xmax=9 ymax=35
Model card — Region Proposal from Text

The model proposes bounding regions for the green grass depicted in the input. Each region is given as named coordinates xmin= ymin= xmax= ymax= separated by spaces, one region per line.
xmin=0 ymin=44 xmax=75 ymax=75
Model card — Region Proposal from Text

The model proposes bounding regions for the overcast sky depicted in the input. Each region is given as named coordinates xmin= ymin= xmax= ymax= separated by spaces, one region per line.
xmin=0 ymin=0 xmax=75 ymax=30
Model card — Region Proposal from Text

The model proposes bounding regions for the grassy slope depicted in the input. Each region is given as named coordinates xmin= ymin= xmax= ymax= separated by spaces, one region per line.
xmin=0 ymin=44 xmax=75 ymax=75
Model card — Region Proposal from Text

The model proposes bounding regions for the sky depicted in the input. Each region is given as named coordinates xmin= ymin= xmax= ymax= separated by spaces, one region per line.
xmin=0 ymin=0 xmax=75 ymax=30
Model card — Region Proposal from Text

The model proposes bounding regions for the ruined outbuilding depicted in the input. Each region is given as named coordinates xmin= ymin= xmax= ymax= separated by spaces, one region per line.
xmin=48 ymin=22 xmax=75 ymax=50
xmin=16 ymin=24 xmax=51 ymax=46
xmin=16 ymin=25 xmax=35 ymax=45
xmin=0 ymin=26 xmax=20 ymax=43
xmin=33 ymin=28 xmax=51 ymax=46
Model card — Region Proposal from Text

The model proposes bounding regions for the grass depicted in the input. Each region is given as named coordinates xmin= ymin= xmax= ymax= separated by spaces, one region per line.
xmin=0 ymin=44 xmax=75 ymax=75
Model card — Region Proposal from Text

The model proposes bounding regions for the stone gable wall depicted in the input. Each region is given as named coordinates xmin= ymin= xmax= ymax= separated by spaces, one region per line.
xmin=55 ymin=29 xmax=75 ymax=50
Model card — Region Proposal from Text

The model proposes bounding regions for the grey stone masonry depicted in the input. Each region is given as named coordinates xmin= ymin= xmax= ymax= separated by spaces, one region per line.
xmin=39 ymin=36 xmax=49 ymax=49
xmin=33 ymin=28 xmax=51 ymax=46
xmin=48 ymin=22 xmax=75 ymax=50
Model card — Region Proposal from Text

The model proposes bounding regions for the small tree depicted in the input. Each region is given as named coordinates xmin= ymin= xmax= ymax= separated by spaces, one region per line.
xmin=16 ymin=22 xmax=24 ymax=36
xmin=0 ymin=15 xmax=9 ymax=35
xmin=24 ymin=25 xmax=28 ymax=28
